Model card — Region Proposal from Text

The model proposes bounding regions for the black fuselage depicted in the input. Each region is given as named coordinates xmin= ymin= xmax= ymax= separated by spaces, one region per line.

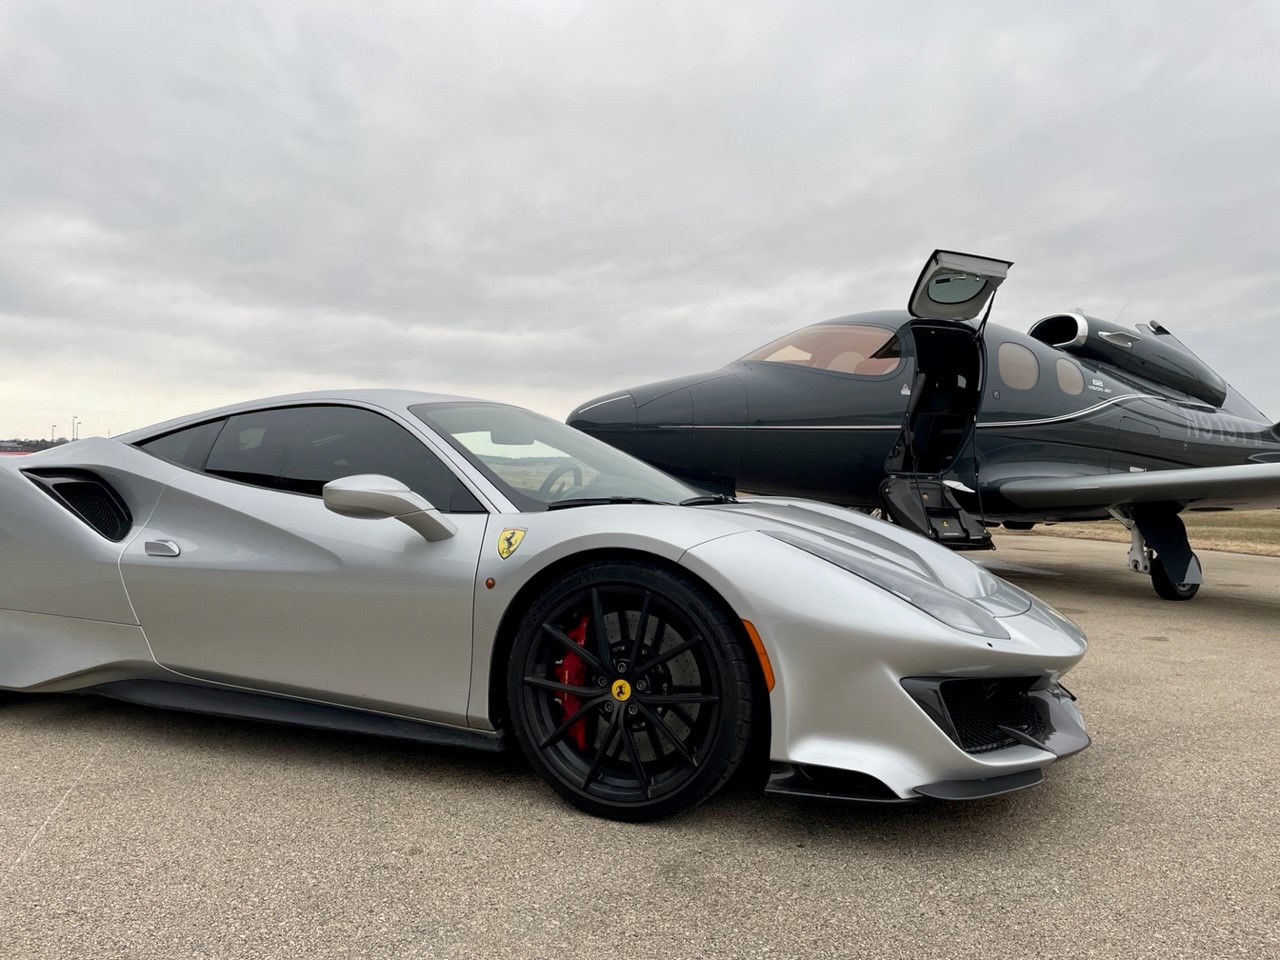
xmin=569 ymin=310 xmax=1280 ymax=523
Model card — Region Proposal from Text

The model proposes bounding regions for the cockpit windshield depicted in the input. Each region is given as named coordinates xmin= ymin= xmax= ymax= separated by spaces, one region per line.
xmin=411 ymin=401 xmax=698 ymax=511
xmin=739 ymin=322 xmax=903 ymax=376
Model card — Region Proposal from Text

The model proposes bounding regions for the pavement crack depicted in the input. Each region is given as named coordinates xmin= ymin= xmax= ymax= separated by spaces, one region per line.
xmin=3 ymin=744 xmax=105 ymax=884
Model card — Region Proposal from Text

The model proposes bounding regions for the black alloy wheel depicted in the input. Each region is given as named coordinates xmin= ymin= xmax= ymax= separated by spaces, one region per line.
xmin=507 ymin=561 xmax=754 ymax=821
xmin=1151 ymin=551 xmax=1201 ymax=601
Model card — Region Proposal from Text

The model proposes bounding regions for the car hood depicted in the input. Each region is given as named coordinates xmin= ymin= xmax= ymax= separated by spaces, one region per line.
xmin=688 ymin=498 xmax=1026 ymax=613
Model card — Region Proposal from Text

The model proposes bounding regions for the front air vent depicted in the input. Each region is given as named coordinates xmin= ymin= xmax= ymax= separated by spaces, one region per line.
xmin=902 ymin=676 xmax=1047 ymax=755
xmin=23 ymin=469 xmax=134 ymax=542
xmin=939 ymin=678 xmax=1046 ymax=754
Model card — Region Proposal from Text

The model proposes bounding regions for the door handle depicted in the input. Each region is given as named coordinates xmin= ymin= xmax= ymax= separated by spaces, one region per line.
xmin=144 ymin=540 xmax=181 ymax=557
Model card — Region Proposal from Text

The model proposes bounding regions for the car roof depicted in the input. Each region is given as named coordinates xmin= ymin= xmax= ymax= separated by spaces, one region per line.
xmin=114 ymin=388 xmax=490 ymax=443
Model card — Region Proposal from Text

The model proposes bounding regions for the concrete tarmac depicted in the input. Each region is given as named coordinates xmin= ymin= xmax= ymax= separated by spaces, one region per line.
xmin=2 ymin=534 xmax=1277 ymax=959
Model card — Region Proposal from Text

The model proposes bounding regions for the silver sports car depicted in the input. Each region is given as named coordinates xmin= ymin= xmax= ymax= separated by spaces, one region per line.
xmin=0 ymin=390 xmax=1089 ymax=820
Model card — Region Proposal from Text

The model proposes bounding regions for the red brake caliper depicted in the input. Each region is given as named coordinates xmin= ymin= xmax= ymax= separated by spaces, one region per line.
xmin=554 ymin=615 xmax=591 ymax=751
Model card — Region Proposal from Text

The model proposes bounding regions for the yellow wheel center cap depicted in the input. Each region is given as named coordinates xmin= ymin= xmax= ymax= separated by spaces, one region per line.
xmin=611 ymin=679 xmax=632 ymax=702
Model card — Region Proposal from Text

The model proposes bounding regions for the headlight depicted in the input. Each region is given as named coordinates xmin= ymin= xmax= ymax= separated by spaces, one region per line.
xmin=765 ymin=530 xmax=1010 ymax=640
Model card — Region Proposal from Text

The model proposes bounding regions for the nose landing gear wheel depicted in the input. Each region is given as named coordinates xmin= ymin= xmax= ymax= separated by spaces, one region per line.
xmin=507 ymin=561 xmax=753 ymax=821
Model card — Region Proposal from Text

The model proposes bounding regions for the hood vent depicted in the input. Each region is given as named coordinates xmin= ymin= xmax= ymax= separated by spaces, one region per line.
xmin=23 ymin=469 xmax=133 ymax=542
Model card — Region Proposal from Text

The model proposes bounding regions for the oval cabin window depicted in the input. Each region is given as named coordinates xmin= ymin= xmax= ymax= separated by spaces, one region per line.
xmin=1056 ymin=358 xmax=1084 ymax=396
xmin=997 ymin=342 xmax=1040 ymax=390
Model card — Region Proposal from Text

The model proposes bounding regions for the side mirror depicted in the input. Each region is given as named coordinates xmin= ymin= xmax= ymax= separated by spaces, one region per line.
xmin=322 ymin=474 xmax=456 ymax=542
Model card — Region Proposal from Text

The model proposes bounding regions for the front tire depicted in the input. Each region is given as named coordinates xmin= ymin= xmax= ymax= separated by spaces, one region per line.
xmin=507 ymin=561 xmax=753 ymax=821
xmin=1151 ymin=552 xmax=1200 ymax=601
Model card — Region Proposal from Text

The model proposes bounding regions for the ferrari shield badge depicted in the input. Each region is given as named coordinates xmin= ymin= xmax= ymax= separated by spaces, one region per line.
xmin=497 ymin=527 xmax=527 ymax=560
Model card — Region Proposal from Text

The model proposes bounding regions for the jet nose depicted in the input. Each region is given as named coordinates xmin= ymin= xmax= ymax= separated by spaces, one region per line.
xmin=567 ymin=391 xmax=637 ymax=436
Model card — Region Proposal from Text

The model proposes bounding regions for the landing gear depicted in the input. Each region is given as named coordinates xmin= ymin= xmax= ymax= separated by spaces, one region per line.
xmin=1112 ymin=506 xmax=1204 ymax=601
xmin=1151 ymin=552 xmax=1201 ymax=601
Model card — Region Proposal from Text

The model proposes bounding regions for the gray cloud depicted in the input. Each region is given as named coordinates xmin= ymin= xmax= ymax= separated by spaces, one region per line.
xmin=2 ymin=0 xmax=1278 ymax=439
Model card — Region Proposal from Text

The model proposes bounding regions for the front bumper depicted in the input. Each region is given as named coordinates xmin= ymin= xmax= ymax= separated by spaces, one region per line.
xmin=766 ymin=679 xmax=1089 ymax=802
xmin=767 ymin=764 xmax=1047 ymax=802
xmin=680 ymin=528 xmax=1092 ymax=803
xmin=900 ymin=677 xmax=1090 ymax=759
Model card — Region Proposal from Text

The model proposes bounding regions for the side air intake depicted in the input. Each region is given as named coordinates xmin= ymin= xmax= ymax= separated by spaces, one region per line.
xmin=23 ymin=469 xmax=134 ymax=542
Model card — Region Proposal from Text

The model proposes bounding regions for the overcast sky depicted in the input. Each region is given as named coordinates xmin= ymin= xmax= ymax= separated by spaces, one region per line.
xmin=2 ymin=0 xmax=1278 ymax=439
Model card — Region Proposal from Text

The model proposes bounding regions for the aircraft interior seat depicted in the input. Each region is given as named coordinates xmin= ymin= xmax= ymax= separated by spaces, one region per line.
xmin=853 ymin=358 xmax=895 ymax=376
xmin=826 ymin=351 xmax=866 ymax=373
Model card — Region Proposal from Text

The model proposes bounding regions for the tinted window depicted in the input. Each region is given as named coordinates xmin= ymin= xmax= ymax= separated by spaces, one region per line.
xmin=997 ymin=342 xmax=1040 ymax=390
xmin=740 ymin=323 xmax=903 ymax=376
xmin=927 ymin=273 xmax=986 ymax=305
xmin=136 ymin=419 xmax=227 ymax=469
xmin=1056 ymin=358 xmax=1085 ymax=396
xmin=203 ymin=405 xmax=484 ymax=512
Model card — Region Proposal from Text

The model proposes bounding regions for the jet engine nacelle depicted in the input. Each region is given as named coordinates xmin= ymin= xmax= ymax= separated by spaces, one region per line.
xmin=1028 ymin=313 xmax=1228 ymax=408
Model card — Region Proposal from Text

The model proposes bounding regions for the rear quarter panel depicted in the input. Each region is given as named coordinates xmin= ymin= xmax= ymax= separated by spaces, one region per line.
xmin=0 ymin=447 xmax=143 ymax=623
xmin=0 ymin=439 xmax=179 ymax=690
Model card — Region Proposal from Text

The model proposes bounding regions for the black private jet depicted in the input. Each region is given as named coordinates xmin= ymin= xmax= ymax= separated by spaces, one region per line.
xmin=569 ymin=250 xmax=1280 ymax=601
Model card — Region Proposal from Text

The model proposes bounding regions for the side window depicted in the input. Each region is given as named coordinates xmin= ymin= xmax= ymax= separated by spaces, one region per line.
xmin=1056 ymin=358 xmax=1085 ymax=396
xmin=203 ymin=405 xmax=484 ymax=512
xmin=136 ymin=419 xmax=227 ymax=469
xmin=997 ymin=342 xmax=1040 ymax=390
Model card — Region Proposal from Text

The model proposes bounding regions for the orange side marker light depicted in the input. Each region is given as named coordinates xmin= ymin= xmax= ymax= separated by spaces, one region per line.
xmin=741 ymin=619 xmax=776 ymax=692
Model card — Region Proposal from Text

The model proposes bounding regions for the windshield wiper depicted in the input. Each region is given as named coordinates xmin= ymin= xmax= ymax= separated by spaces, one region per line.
xmin=546 ymin=496 xmax=667 ymax=510
xmin=679 ymin=494 xmax=738 ymax=506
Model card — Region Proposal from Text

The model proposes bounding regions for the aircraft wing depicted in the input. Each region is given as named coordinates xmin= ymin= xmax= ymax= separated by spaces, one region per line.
xmin=997 ymin=462 xmax=1280 ymax=512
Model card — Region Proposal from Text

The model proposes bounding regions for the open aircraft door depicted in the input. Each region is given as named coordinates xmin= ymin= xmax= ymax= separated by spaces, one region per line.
xmin=881 ymin=250 xmax=1013 ymax=549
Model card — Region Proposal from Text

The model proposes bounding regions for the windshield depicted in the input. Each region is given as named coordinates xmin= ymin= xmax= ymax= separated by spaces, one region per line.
xmin=739 ymin=322 xmax=902 ymax=376
xmin=411 ymin=402 xmax=698 ymax=511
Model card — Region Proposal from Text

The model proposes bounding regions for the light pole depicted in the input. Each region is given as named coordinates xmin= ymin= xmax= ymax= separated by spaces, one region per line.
xmin=71 ymin=416 xmax=80 ymax=441
xmin=52 ymin=424 xmax=57 ymax=441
